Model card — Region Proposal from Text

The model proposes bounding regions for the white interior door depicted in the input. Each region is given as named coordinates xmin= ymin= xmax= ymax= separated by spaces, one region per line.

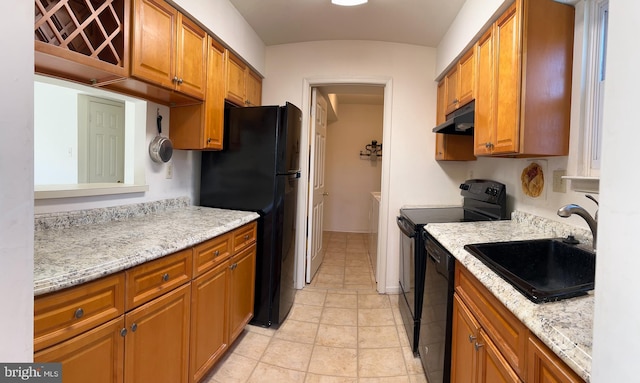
xmin=79 ymin=96 xmax=125 ymax=183
xmin=306 ymin=88 xmax=328 ymax=283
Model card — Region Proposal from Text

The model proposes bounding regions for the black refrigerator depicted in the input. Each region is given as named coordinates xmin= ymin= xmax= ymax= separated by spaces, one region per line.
xmin=199 ymin=102 xmax=302 ymax=328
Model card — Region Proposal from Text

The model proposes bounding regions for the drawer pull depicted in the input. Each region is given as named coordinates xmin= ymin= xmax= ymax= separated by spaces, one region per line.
xmin=244 ymin=234 xmax=249 ymax=240
xmin=214 ymin=250 xmax=220 ymax=257
xmin=120 ymin=328 xmax=127 ymax=337
xmin=230 ymin=263 xmax=238 ymax=271
xmin=74 ymin=308 xmax=84 ymax=319
xmin=474 ymin=342 xmax=484 ymax=351
xmin=162 ymin=273 xmax=170 ymax=282
xmin=131 ymin=323 xmax=138 ymax=332
xmin=468 ymin=334 xmax=476 ymax=343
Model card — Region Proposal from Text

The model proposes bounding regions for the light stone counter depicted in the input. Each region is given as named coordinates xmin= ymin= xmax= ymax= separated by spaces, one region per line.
xmin=426 ymin=211 xmax=593 ymax=382
xmin=34 ymin=199 xmax=259 ymax=296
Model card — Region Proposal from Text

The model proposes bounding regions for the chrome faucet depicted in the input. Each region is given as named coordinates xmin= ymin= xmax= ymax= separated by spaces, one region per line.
xmin=557 ymin=195 xmax=599 ymax=251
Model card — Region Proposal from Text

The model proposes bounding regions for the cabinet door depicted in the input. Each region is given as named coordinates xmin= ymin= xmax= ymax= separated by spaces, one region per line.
xmin=458 ymin=47 xmax=476 ymax=107
xmin=228 ymin=244 xmax=256 ymax=342
xmin=444 ymin=65 xmax=459 ymax=115
xmin=245 ymin=69 xmax=262 ymax=107
xmin=175 ymin=14 xmax=207 ymax=99
xmin=493 ymin=1 xmax=521 ymax=155
xmin=451 ymin=294 xmax=480 ymax=383
xmin=190 ymin=260 xmax=230 ymax=383
xmin=527 ymin=336 xmax=583 ymax=383
xmin=435 ymin=79 xmax=446 ymax=161
xmin=474 ymin=27 xmax=494 ymax=156
xmin=35 ymin=316 xmax=125 ymax=383
xmin=477 ymin=329 xmax=522 ymax=383
xmin=124 ymin=283 xmax=190 ymax=383
xmin=226 ymin=51 xmax=247 ymax=106
xmin=168 ymin=36 xmax=225 ymax=150
xmin=131 ymin=0 xmax=176 ymax=89
xmin=204 ymin=37 xmax=227 ymax=149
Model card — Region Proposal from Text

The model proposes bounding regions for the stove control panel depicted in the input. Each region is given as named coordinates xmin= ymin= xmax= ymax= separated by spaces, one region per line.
xmin=459 ymin=179 xmax=506 ymax=205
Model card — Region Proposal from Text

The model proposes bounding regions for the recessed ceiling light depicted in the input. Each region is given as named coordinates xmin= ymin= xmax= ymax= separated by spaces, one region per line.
xmin=331 ymin=0 xmax=368 ymax=6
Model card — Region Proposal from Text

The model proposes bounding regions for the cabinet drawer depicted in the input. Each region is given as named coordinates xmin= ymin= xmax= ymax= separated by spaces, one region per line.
xmin=126 ymin=249 xmax=192 ymax=310
xmin=193 ymin=233 xmax=232 ymax=277
xmin=233 ymin=222 xmax=257 ymax=253
xmin=455 ymin=262 xmax=528 ymax=378
xmin=34 ymin=273 xmax=125 ymax=352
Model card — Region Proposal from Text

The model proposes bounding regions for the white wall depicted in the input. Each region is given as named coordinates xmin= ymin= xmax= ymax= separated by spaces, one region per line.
xmin=0 ymin=1 xmax=34 ymax=360
xmin=591 ymin=0 xmax=640 ymax=380
xmin=34 ymin=81 xmax=79 ymax=184
xmin=264 ymin=40 xmax=470 ymax=292
xmin=436 ymin=0 xmax=509 ymax=77
xmin=324 ymin=103 xmax=383 ymax=233
xmin=34 ymin=102 xmax=201 ymax=214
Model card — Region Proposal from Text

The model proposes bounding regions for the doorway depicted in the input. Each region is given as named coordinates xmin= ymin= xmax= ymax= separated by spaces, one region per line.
xmin=303 ymin=83 xmax=386 ymax=288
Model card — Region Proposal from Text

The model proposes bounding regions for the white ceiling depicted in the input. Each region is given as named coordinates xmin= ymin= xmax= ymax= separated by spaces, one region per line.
xmin=227 ymin=0 xmax=466 ymax=106
xmin=228 ymin=0 xmax=467 ymax=48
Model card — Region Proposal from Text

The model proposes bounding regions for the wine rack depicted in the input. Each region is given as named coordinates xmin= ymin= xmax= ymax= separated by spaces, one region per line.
xmin=34 ymin=0 xmax=129 ymax=83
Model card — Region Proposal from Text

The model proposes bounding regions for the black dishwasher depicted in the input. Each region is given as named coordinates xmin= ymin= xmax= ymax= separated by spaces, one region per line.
xmin=419 ymin=234 xmax=454 ymax=383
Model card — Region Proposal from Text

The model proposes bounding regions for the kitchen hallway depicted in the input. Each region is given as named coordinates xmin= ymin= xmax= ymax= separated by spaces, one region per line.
xmin=203 ymin=231 xmax=428 ymax=382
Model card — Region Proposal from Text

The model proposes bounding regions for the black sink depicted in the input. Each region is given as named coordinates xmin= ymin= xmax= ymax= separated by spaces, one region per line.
xmin=464 ymin=238 xmax=595 ymax=303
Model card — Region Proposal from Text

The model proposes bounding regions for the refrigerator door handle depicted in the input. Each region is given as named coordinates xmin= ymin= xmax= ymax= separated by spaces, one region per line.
xmin=278 ymin=169 xmax=301 ymax=179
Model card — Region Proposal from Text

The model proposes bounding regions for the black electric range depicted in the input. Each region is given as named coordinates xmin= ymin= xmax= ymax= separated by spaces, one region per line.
xmin=396 ymin=179 xmax=508 ymax=382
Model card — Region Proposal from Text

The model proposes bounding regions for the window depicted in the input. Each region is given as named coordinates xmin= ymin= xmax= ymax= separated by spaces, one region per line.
xmin=580 ymin=0 xmax=608 ymax=177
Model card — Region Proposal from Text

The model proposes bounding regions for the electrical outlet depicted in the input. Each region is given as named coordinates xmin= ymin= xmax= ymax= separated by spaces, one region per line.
xmin=552 ymin=169 xmax=566 ymax=193
xmin=166 ymin=162 xmax=173 ymax=179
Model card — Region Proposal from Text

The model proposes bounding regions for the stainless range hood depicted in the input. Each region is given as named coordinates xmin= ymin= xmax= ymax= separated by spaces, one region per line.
xmin=433 ymin=100 xmax=474 ymax=135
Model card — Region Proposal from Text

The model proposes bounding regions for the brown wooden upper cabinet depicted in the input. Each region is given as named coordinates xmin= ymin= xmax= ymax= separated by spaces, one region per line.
xmin=170 ymin=37 xmax=226 ymax=150
xmin=474 ymin=0 xmax=574 ymax=157
xmin=435 ymin=79 xmax=476 ymax=161
xmin=225 ymin=51 xmax=263 ymax=107
xmin=131 ymin=0 xmax=207 ymax=100
xmin=34 ymin=0 xmax=130 ymax=85
xmin=444 ymin=47 xmax=476 ymax=115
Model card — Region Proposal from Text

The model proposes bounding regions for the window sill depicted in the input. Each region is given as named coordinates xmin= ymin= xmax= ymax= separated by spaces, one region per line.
xmin=35 ymin=183 xmax=149 ymax=200
xmin=561 ymin=176 xmax=599 ymax=194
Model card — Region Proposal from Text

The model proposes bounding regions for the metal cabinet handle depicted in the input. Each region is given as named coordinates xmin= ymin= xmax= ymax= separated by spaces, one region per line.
xmin=177 ymin=78 xmax=184 ymax=85
xmin=207 ymin=138 xmax=212 ymax=144
xmin=230 ymin=263 xmax=238 ymax=270
xmin=172 ymin=76 xmax=179 ymax=83
xmin=468 ymin=334 xmax=476 ymax=343
xmin=131 ymin=323 xmax=138 ymax=332
xmin=74 ymin=308 xmax=84 ymax=319
xmin=162 ymin=273 xmax=170 ymax=282
xmin=120 ymin=328 xmax=127 ymax=337
xmin=214 ymin=250 xmax=220 ymax=257
xmin=474 ymin=342 xmax=484 ymax=351
xmin=244 ymin=234 xmax=249 ymax=240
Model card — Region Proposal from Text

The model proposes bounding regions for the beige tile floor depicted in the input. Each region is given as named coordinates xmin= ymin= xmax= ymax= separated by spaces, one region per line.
xmin=203 ymin=232 xmax=428 ymax=383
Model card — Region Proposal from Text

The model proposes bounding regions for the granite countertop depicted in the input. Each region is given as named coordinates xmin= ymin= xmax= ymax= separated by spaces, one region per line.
xmin=34 ymin=203 xmax=259 ymax=296
xmin=425 ymin=212 xmax=593 ymax=382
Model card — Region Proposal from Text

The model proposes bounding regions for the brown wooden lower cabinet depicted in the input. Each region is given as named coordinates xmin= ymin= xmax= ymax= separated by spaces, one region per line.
xmin=527 ymin=336 xmax=584 ymax=383
xmin=124 ymin=283 xmax=191 ymax=383
xmin=34 ymin=221 xmax=258 ymax=383
xmin=190 ymin=258 xmax=230 ymax=383
xmin=452 ymin=261 xmax=585 ymax=383
xmin=228 ymin=243 xmax=257 ymax=343
xmin=34 ymin=316 xmax=125 ymax=383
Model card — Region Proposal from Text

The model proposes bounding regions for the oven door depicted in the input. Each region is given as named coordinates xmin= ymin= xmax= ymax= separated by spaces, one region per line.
xmin=397 ymin=215 xmax=415 ymax=299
